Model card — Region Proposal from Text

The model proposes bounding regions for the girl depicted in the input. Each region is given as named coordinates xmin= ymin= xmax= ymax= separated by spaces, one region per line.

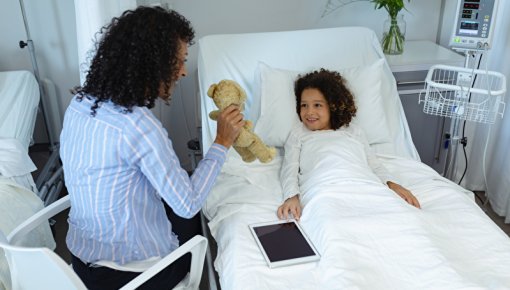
xmin=277 ymin=69 xmax=420 ymax=220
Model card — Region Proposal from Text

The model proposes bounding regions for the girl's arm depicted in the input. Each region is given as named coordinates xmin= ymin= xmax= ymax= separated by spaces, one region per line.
xmin=387 ymin=181 xmax=421 ymax=209
xmin=280 ymin=126 xmax=302 ymax=201
xmin=357 ymin=126 xmax=421 ymax=209
xmin=278 ymin=125 xmax=303 ymax=219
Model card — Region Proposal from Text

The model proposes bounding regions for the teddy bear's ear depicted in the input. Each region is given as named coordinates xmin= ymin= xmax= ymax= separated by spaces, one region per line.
xmin=207 ymin=84 xmax=217 ymax=98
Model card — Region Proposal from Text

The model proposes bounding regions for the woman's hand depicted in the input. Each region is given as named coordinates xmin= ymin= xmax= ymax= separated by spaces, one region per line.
xmin=277 ymin=195 xmax=302 ymax=220
xmin=387 ymin=181 xmax=421 ymax=209
xmin=214 ymin=105 xmax=245 ymax=148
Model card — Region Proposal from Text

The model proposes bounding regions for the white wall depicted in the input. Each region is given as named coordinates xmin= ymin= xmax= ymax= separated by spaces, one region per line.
xmin=438 ymin=0 xmax=460 ymax=47
xmin=2 ymin=0 xmax=444 ymax=170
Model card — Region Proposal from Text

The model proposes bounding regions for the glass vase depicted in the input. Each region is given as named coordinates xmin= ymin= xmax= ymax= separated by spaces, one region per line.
xmin=381 ymin=13 xmax=406 ymax=55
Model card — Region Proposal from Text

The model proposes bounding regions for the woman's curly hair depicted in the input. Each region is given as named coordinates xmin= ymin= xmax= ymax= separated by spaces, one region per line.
xmin=76 ymin=6 xmax=195 ymax=116
xmin=294 ymin=69 xmax=357 ymax=130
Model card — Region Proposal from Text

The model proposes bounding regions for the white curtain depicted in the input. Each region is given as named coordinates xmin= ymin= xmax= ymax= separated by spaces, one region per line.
xmin=74 ymin=0 xmax=137 ymax=85
xmin=460 ymin=0 xmax=510 ymax=223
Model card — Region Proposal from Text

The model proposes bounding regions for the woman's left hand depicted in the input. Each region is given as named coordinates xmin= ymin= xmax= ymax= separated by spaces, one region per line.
xmin=387 ymin=181 xmax=421 ymax=209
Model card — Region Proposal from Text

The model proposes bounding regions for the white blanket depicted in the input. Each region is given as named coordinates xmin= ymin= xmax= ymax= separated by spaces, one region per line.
xmin=205 ymin=152 xmax=510 ymax=290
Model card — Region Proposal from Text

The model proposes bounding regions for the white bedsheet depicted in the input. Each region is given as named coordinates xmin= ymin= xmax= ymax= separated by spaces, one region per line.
xmin=0 ymin=71 xmax=39 ymax=149
xmin=205 ymin=155 xmax=510 ymax=290
xmin=0 ymin=138 xmax=37 ymax=192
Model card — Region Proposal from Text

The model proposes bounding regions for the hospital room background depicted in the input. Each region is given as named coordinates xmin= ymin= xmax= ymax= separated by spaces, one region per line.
xmin=1 ymin=0 xmax=510 ymax=287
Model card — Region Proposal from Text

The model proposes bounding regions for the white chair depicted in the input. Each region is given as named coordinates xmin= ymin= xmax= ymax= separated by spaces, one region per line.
xmin=0 ymin=195 xmax=208 ymax=290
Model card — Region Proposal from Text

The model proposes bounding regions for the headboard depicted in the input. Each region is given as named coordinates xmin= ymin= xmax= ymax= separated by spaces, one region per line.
xmin=197 ymin=26 xmax=419 ymax=160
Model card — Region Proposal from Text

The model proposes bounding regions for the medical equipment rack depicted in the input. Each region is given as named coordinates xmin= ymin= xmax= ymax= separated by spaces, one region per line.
xmin=419 ymin=64 xmax=506 ymax=180
xmin=419 ymin=65 xmax=506 ymax=124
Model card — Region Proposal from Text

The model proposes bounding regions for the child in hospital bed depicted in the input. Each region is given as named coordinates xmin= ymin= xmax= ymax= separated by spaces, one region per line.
xmin=277 ymin=69 xmax=420 ymax=220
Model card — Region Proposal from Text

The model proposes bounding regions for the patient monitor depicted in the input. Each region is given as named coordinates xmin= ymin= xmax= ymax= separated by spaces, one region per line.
xmin=450 ymin=0 xmax=499 ymax=51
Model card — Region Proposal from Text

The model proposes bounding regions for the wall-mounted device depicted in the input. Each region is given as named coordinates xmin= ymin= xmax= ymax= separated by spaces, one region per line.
xmin=450 ymin=0 xmax=499 ymax=51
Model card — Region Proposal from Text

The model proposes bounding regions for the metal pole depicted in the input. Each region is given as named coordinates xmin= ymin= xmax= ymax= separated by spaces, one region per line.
xmin=444 ymin=51 xmax=472 ymax=180
xmin=435 ymin=0 xmax=446 ymax=44
xmin=18 ymin=0 xmax=58 ymax=150
xmin=445 ymin=118 xmax=461 ymax=180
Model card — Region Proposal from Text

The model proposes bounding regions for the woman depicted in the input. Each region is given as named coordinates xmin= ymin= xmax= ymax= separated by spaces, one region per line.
xmin=60 ymin=6 xmax=244 ymax=289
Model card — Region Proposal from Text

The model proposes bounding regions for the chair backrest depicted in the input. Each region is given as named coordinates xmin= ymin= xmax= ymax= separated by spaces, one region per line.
xmin=0 ymin=231 xmax=87 ymax=290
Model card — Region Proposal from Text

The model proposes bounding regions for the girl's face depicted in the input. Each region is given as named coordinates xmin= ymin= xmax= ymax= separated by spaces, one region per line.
xmin=299 ymin=88 xmax=331 ymax=131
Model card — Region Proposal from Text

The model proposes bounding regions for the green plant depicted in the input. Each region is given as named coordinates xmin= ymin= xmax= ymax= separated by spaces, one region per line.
xmin=370 ymin=0 xmax=410 ymax=19
xmin=373 ymin=0 xmax=410 ymax=54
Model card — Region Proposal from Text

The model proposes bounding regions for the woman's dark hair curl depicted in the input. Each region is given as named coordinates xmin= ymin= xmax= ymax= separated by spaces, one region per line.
xmin=76 ymin=6 xmax=195 ymax=116
xmin=294 ymin=69 xmax=357 ymax=130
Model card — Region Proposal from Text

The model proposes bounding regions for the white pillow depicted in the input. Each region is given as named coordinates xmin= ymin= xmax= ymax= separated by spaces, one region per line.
xmin=253 ymin=59 xmax=391 ymax=147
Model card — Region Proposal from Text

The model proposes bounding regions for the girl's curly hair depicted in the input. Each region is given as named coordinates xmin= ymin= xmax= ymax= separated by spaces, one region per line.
xmin=294 ymin=69 xmax=357 ymax=130
xmin=76 ymin=6 xmax=195 ymax=116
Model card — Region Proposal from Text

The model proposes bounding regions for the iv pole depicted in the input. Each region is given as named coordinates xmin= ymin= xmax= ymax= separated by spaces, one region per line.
xmin=443 ymin=50 xmax=474 ymax=181
xmin=18 ymin=0 xmax=58 ymax=150
xmin=440 ymin=0 xmax=502 ymax=182
xmin=18 ymin=0 xmax=64 ymax=206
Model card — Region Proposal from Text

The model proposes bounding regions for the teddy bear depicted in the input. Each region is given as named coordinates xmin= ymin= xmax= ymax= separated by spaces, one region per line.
xmin=208 ymin=79 xmax=276 ymax=163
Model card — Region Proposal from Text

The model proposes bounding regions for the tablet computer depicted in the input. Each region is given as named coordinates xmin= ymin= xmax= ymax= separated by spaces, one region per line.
xmin=249 ymin=219 xmax=320 ymax=268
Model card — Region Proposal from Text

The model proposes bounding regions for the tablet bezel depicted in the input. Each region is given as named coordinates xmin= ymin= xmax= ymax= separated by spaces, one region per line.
xmin=249 ymin=219 xmax=320 ymax=268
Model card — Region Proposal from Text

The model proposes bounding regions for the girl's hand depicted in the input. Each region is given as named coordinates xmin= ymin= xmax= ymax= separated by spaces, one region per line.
xmin=387 ymin=181 xmax=421 ymax=209
xmin=277 ymin=195 xmax=302 ymax=220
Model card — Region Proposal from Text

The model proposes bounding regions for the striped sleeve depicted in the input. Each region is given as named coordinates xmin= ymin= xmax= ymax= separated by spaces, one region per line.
xmin=121 ymin=109 xmax=227 ymax=218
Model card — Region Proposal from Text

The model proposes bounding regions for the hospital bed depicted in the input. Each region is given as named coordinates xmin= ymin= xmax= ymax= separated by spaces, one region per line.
xmin=198 ymin=27 xmax=510 ymax=289
xmin=0 ymin=70 xmax=56 ymax=290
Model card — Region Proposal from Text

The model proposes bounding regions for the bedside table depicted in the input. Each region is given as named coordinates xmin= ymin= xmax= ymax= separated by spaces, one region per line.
xmin=386 ymin=40 xmax=464 ymax=174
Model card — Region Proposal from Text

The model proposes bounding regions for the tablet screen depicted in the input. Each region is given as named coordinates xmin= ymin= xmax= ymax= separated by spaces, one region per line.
xmin=250 ymin=220 xmax=320 ymax=268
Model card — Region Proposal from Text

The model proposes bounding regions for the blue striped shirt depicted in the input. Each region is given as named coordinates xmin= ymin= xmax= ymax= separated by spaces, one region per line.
xmin=60 ymin=96 xmax=227 ymax=264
